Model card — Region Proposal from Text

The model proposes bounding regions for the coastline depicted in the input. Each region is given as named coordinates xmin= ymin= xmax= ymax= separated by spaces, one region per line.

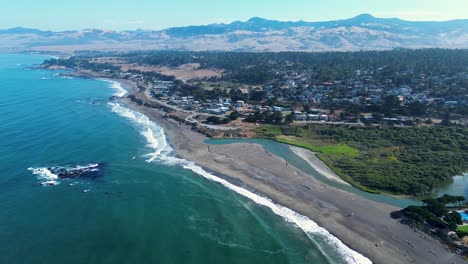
xmin=117 ymin=97 xmax=372 ymax=264
xmin=69 ymin=72 xmax=465 ymax=264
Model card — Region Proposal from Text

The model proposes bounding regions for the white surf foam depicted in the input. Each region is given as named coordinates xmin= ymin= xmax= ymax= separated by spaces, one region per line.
xmin=76 ymin=163 xmax=99 ymax=171
xmin=109 ymin=102 xmax=169 ymax=162
xmin=104 ymin=80 xmax=127 ymax=97
xmin=109 ymin=102 xmax=372 ymax=264
xmin=28 ymin=167 xmax=59 ymax=186
xmin=28 ymin=163 xmax=100 ymax=186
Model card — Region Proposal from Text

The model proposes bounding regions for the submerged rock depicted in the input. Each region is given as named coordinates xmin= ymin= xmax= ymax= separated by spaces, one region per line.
xmin=48 ymin=164 xmax=101 ymax=179
xmin=29 ymin=163 xmax=103 ymax=186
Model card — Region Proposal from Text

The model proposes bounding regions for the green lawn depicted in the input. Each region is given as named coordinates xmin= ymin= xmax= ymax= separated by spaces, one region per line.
xmin=458 ymin=225 xmax=468 ymax=234
xmin=255 ymin=125 xmax=360 ymax=156
xmin=254 ymin=125 xmax=283 ymax=137
xmin=276 ymin=136 xmax=360 ymax=157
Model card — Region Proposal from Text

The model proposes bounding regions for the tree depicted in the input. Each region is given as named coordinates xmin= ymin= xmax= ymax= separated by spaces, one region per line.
xmin=249 ymin=89 xmax=267 ymax=102
xmin=441 ymin=118 xmax=452 ymax=126
xmin=229 ymin=110 xmax=240 ymax=121
xmin=271 ymin=111 xmax=283 ymax=124
xmin=206 ymin=116 xmax=220 ymax=124
xmin=382 ymin=95 xmax=402 ymax=114
xmin=421 ymin=198 xmax=447 ymax=217
xmin=407 ymin=101 xmax=427 ymax=116
xmin=444 ymin=212 xmax=462 ymax=230
xmin=441 ymin=112 xmax=453 ymax=126
xmin=245 ymin=110 xmax=261 ymax=123
xmin=285 ymin=112 xmax=295 ymax=124
xmin=373 ymin=112 xmax=383 ymax=123
xmin=228 ymin=88 xmax=247 ymax=102
xmin=206 ymin=116 xmax=230 ymax=125
xmin=437 ymin=194 xmax=465 ymax=206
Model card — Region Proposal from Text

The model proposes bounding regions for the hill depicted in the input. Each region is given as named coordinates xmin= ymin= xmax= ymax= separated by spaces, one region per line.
xmin=2 ymin=14 xmax=468 ymax=53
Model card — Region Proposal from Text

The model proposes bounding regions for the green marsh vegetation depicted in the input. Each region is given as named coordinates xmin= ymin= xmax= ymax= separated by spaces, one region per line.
xmin=256 ymin=124 xmax=468 ymax=196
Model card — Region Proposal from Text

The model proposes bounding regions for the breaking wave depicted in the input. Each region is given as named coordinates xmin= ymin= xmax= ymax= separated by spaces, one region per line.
xmin=109 ymin=102 xmax=372 ymax=264
xmin=104 ymin=80 xmax=127 ymax=97
xmin=27 ymin=167 xmax=59 ymax=186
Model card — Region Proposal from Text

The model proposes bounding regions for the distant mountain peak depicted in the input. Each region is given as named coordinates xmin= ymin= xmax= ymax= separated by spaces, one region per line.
xmin=354 ymin=13 xmax=375 ymax=19
xmin=350 ymin=13 xmax=377 ymax=22
xmin=0 ymin=27 xmax=47 ymax=35
xmin=247 ymin=17 xmax=270 ymax=23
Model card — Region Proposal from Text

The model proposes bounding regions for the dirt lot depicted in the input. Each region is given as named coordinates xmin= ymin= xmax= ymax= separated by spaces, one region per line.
xmin=91 ymin=58 xmax=223 ymax=81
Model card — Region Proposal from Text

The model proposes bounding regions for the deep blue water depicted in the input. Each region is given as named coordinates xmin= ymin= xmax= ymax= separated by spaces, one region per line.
xmin=0 ymin=54 xmax=364 ymax=264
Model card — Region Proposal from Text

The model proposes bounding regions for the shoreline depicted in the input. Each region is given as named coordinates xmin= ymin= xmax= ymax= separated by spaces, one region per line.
xmin=120 ymin=93 xmax=464 ymax=264
xmin=61 ymin=70 xmax=465 ymax=264
xmin=115 ymin=98 xmax=372 ymax=264
xmin=289 ymin=146 xmax=351 ymax=186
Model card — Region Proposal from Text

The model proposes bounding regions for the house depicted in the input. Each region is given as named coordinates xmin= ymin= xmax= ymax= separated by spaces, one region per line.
xmin=206 ymin=107 xmax=228 ymax=115
xmin=235 ymin=100 xmax=245 ymax=107
xmin=294 ymin=114 xmax=307 ymax=121
xmin=271 ymin=106 xmax=283 ymax=112
xmin=445 ymin=101 xmax=459 ymax=105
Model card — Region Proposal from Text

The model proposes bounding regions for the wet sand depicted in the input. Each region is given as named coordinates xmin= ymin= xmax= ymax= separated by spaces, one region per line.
xmin=122 ymin=93 xmax=465 ymax=264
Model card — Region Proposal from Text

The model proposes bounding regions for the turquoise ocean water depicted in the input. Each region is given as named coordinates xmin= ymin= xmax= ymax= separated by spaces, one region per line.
xmin=0 ymin=54 xmax=371 ymax=264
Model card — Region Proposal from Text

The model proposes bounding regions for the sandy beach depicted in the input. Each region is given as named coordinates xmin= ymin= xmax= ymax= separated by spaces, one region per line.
xmin=289 ymin=146 xmax=351 ymax=186
xmin=117 ymin=88 xmax=465 ymax=264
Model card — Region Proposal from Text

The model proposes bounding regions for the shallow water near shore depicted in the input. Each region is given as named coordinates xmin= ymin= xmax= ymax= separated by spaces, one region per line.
xmin=0 ymin=54 xmax=367 ymax=263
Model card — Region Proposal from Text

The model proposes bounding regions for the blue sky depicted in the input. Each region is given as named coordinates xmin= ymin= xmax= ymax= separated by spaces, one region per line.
xmin=2 ymin=0 xmax=468 ymax=30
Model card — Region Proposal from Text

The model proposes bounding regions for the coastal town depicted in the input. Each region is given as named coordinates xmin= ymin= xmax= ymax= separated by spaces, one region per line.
xmin=45 ymin=49 xmax=468 ymax=130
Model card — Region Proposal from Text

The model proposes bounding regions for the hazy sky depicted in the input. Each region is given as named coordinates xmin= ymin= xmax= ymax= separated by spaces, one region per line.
xmin=2 ymin=0 xmax=468 ymax=30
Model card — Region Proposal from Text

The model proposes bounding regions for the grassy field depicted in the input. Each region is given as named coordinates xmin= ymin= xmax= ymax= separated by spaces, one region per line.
xmin=255 ymin=125 xmax=360 ymax=156
xmin=457 ymin=225 xmax=468 ymax=234
xmin=254 ymin=125 xmax=282 ymax=137
xmin=276 ymin=136 xmax=360 ymax=156
xmin=274 ymin=135 xmax=380 ymax=193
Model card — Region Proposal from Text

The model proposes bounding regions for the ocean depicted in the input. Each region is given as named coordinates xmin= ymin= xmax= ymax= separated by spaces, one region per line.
xmin=0 ymin=54 xmax=368 ymax=264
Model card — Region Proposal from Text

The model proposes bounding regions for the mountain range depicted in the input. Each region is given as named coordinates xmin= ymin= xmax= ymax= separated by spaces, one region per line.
xmin=1 ymin=14 xmax=468 ymax=53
